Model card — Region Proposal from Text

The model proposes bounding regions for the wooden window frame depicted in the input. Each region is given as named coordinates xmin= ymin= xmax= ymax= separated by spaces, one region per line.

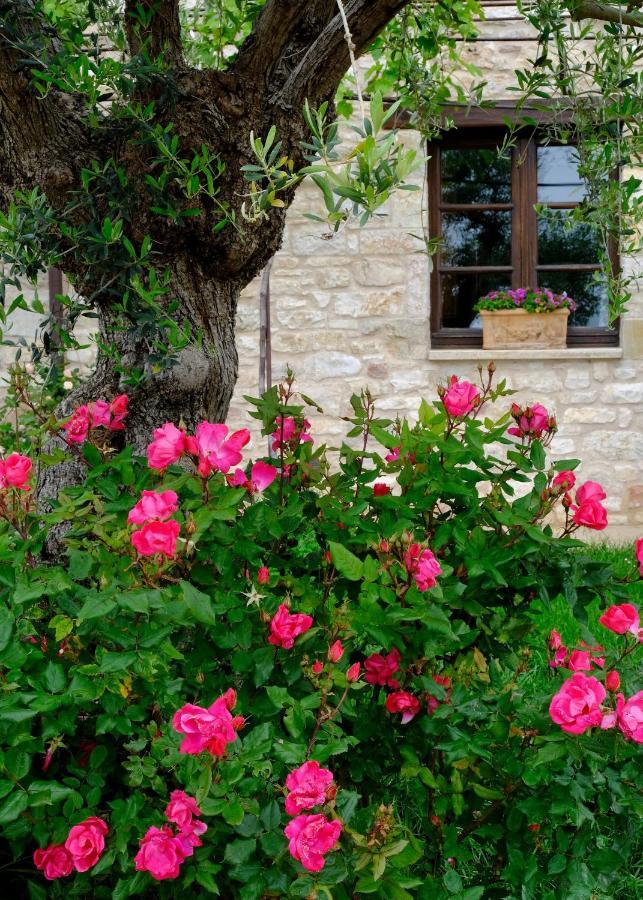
xmin=428 ymin=112 xmax=620 ymax=349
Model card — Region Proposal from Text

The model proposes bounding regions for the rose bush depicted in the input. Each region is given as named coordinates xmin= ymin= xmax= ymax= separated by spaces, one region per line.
xmin=0 ymin=366 xmax=640 ymax=898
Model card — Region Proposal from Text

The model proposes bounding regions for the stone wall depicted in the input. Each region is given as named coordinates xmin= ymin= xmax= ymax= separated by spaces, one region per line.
xmin=1 ymin=4 xmax=642 ymax=540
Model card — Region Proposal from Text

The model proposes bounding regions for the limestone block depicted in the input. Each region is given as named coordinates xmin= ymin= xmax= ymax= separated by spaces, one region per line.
xmin=307 ymin=351 xmax=361 ymax=380
xmin=334 ymin=289 xmax=405 ymax=318
xmin=354 ymin=259 xmax=406 ymax=287
xmin=602 ymin=382 xmax=643 ymax=403
xmin=562 ymin=406 xmax=617 ymax=424
xmin=564 ymin=368 xmax=591 ymax=390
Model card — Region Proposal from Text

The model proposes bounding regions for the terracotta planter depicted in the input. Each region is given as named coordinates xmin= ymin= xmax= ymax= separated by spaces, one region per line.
xmin=479 ymin=308 xmax=569 ymax=350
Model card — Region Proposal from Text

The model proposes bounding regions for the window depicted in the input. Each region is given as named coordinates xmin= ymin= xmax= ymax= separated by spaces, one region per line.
xmin=428 ymin=123 xmax=619 ymax=348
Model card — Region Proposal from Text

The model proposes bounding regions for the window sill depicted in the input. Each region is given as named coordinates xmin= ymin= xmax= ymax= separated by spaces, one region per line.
xmin=428 ymin=347 xmax=623 ymax=361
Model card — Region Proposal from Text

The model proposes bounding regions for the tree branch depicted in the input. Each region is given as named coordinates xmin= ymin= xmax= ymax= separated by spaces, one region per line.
xmin=233 ymin=0 xmax=316 ymax=84
xmin=124 ymin=0 xmax=183 ymax=63
xmin=274 ymin=0 xmax=410 ymax=107
xmin=0 ymin=2 xmax=91 ymax=212
xmin=570 ymin=0 xmax=643 ymax=26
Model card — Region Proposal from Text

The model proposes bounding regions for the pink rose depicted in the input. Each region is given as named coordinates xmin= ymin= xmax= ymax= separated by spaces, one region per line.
xmin=271 ymin=416 xmax=313 ymax=452
xmin=62 ymin=406 xmax=91 ymax=444
xmin=599 ymin=603 xmax=639 ymax=636
xmin=605 ymin=671 xmax=621 ymax=692
xmin=443 ymin=376 xmax=479 ymax=418
xmin=128 ymin=490 xmax=179 ymax=525
xmin=427 ymin=674 xmax=451 ymax=714
xmin=284 ymin=761 xmax=334 ymax=815
xmin=109 ymin=394 xmax=129 ymax=430
xmin=617 ymin=691 xmax=643 ymax=744
xmin=172 ymin=691 xmax=240 ymax=756
xmin=165 ymin=791 xmax=202 ymax=830
xmin=64 ymin=816 xmax=108 ymax=873
xmin=572 ymin=499 xmax=608 ymax=531
xmin=131 ymin=520 xmax=180 ymax=558
xmin=134 ymin=825 xmax=188 ymax=880
xmin=227 ymin=460 xmax=277 ymax=493
xmin=257 ymin=566 xmax=270 ymax=585
xmin=189 ymin=423 xmax=250 ymax=477
xmin=385 ymin=447 xmax=400 ymax=463
xmin=33 ymin=844 xmax=74 ymax=880
xmin=548 ymin=672 xmax=606 ymax=735
xmin=636 ymin=538 xmax=643 ymax=577
xmin=147 ymin=423 xmax=186 ymax=470
xmin=347 ymin=661 xmax=361 ymax=682
xmin=364 ymin=648 xmax=400 ymax=688
xmin=575 ymin=480 xmax=606 ymax=505
xmin=268 ymin=604 xmax=313 ymax=649
xmin=284 ymin=814 xmax=342 ymax=873
xmin=327 ymin=640 xmax=344 ymax=663
xmin=385 ymin=690 xmax=421 ymax=724
xmin=404 ymin=543 xmax=442 ymax=592
xmin=553 ymin=470 xmax=576 ymax=491
xmin=0 ymin=452 xmax=32 ymax=490
xmin=90 ymin=400 xmax=111 ymax=428
xmin=567 ymin=649 xmax=592 ymax=672
xmin=508 ymin=403 xmax=550 ymax=439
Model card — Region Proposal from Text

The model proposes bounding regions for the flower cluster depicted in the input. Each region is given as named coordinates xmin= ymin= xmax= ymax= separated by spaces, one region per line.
xmin=135 ymin=791 xmax=207 ymax=881
xmin=508 ymin=402 xmax=556 ymax=441
xmin=147 ymin=421 xmax=250 ymax=475
xmin=549 ymin=603 xmax=641 ymax=741
xmin=271 ymin=415 xmax=313 ymax=453
xmin=0 ymin=452 xmax=32 ymax=491
xmin=61 ymin=395 xmax=128 ymax=444
xmin=282 ymin=762 xmax=342 ymax=872
xmin=128 ymin=489 xmax=181 ymax=558
xmin=475 ymin=287 xmax=577 ymax=313
xmin=172 ymin=689 xmax=244 ymax=756
xmin=34 ymin=816 xmax=108 ymax=880
xmin=548 ymin=630 xmax=604 ymax=671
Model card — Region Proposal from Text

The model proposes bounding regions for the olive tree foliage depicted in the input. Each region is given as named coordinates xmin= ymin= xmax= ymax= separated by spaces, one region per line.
xmin=0 ymin=0 xmax=641 ymax=446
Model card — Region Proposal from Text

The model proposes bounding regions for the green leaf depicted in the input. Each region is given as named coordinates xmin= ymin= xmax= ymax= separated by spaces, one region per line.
xmin=181 ymin=581 xmax=217 ymax=626
xmin=43 ymin=661 xmax=66 ymax=693
xmin=223 ymin=839 xmax=256 ymax=866
xmin=530 ymin=440 xmax=546 ymax=470
xmin=77 ymin=593 xmax=116 ymax=622
xmin=49 ymin=615 xmax=74 ymax=641
xmin=68 ymin=548 xmax=93 ymax=580
xmin=0 ymin=790 xmax=28 ymax=824
xmin=471 ymin=783 xmax=505 ymax=801
xmin=0 ymin=604 xmax=13 ymax=652
xmin=329 ymin=542 xmax=363 ymax=581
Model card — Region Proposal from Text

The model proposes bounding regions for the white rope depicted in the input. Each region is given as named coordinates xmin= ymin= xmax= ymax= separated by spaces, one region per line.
xmin=335 ymin=0 xmax=367 ymax=122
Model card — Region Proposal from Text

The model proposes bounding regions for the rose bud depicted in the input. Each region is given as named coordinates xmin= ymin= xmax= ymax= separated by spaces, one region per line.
xmin=605 ymin=670 xmax=620 ymax=692
xmin=346 ymin=661 xmax=361 ymax=682
xmin=327 ymin=640 xmax=344 ymax=663
xmin=312 ymin=661 xmax=324 ymax=675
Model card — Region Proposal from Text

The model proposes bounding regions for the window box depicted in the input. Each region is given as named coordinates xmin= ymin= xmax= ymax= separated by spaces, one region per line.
xmin=480 ymin=308 xmax=569 ymax=350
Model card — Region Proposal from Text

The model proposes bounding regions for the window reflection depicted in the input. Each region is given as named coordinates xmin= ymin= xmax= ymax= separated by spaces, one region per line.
xmin=441 ymin=272 xmax=512 ymax=328
xmin=538 ymin=210 xmax=601 ymax=264
xmin=441 ymin=148 xmax=511 ymax=204
xmin=537 ymin=146 xmax=587 ymax=203
xmin=442 ymin=211 xmax=512 ymax=267
xmin=540 ymin=272 xmax=609 ymax=327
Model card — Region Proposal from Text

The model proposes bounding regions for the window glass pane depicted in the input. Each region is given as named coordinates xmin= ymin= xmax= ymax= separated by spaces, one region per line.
xmin=538 ymin=210 xmax=602 ymax=264
xmin=539 ymin=271 xmax=609 ymax=327
xmin=537 ymin=146 xmax=586 ymax=202
xmin=441 ymin=148 xmax=511 ymax=203
xmin=441 ymin=272 xmax=512 ymax=328
xmin=441 ymin=211 xmax=511 ymax=266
